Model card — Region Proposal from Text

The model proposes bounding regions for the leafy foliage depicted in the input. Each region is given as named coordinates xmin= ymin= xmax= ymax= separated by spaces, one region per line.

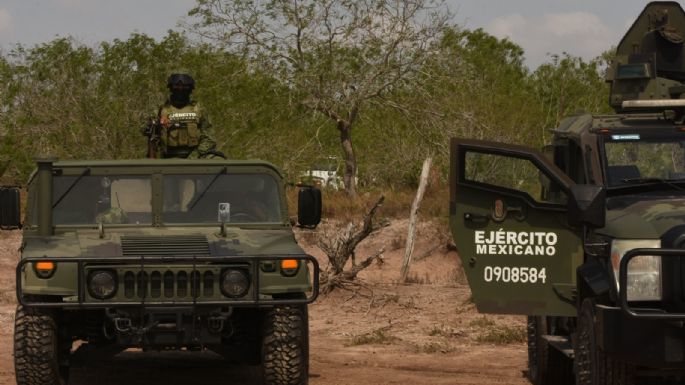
xmin=0 ymin=2 xmax=612 ymax=190
xmin=187 ymin=0 xmax=452 ymax=195
xmin=532 ymin=51 xmax=613 ymax=144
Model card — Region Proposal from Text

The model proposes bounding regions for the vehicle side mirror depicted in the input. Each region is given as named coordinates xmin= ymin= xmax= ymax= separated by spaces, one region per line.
xmin=0 ymin=187 xmax=21 ymax=229
xmin=298 ymin=186 xmax=321 ymax=228
xmin=567 ymin=184 xmax=605 ymax=228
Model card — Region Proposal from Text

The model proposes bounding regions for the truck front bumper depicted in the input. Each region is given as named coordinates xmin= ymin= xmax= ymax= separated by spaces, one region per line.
xmin=597 ymin=248 xmax=685 ymax=367
xmin=596 ymin=304 xmax=685 ymax=367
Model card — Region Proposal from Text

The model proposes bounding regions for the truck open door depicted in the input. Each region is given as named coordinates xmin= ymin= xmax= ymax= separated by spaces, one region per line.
xmin=450 ymin=139 xmax=583 ymax=316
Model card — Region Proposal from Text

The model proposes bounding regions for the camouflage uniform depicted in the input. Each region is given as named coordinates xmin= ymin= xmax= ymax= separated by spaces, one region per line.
xmin=156 ymin=100 xmax=220 ymax=159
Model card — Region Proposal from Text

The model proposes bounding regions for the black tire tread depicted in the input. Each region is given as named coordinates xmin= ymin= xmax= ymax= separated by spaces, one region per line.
xmin=528 ymin=316 xmax=573 ymax=385
xmin=262 ymin=305 xmax=307 ymax=385
xmin=575 ymin=299 xmax=635 ymax=385
xmin=14 ymin=306 xmax=66 ymax=385
xmin=548 ymin=346 xmax=574 ymax=385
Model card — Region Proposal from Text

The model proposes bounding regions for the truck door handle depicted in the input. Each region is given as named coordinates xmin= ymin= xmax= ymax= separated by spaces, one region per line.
xmin=464 ymin=212 xmax=489 ymax=223
xmin=504 ymin=206 xmax=526 ymax=221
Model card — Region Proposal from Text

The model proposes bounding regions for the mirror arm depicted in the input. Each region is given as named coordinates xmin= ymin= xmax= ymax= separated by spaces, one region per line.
xmin=581 ymin=225 xmax=610 ymax=258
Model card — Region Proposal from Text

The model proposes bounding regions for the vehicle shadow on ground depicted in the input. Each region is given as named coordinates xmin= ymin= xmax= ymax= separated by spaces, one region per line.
xmin=69 ymin=351 xmax=259 ymax=385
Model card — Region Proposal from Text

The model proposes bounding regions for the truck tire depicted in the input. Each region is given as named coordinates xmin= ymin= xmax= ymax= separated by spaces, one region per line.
xmin=261 ymin=305 xmax=308 ymax=385
xmin=528 ymin=316 xmax=573 ymax=385
xmin=575 ymin=299 xmax=635 ymax=385
xmin=14 ymin=306 xmax=69 ymax=385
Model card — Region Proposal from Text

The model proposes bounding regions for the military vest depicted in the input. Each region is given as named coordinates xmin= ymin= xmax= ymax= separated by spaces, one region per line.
xmin=159 ymin=102 xmax=201 ymax=149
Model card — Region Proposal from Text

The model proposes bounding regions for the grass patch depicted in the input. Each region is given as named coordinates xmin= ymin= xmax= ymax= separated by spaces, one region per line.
xmin=469 ymin=316 xmax=495 ymax=328
xmin=390 ymin=234 xmax=406 ymax=251
xmin=428 ymin=324 xmax=456 ymax=337
xmin=403 ymin=272 xmax=431 ymax=285
xmin=413 ymin=342 xmax=454 ymax=354
xmin=476 ymin=325 xmax=526 ymax=345
xmin=348 ymin=327 xmax=400 ymax=346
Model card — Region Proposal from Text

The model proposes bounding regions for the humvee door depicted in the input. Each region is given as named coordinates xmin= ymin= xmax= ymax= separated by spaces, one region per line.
xmin=450 ymin=139 xmax=583 ymax=316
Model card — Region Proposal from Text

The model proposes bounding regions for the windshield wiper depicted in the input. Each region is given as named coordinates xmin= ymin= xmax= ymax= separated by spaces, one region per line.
xmin=52 ymin=168 xmax=91 ymax=209
xmin=619 ymin=177 xmax=685 ymax=191
xmin=188 ymin=167 xmax=226 ymax=210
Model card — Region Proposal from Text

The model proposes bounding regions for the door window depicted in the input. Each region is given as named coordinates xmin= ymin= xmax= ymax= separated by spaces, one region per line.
xmin=464 ymin=151 xmax=567 ymax=205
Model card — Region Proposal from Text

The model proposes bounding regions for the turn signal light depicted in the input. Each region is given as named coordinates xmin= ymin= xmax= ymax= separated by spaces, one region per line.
xmin=280 ymin=259 xmax=299 ymax=277
xmin=281 ymin=260 xmax=299 ymax=270
xmin=33 ymin=261 xmax=56 ymax=278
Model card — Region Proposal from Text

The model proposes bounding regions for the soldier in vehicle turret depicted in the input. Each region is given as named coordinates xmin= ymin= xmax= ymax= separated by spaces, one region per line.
xmin=145 ymin=73 xmax=225 ymax=159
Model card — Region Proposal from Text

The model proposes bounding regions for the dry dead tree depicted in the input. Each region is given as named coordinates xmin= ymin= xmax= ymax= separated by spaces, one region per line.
xmin=400 ymin=156 xmax=432 ymax=282
xmin=318 ymin=196 xmax=388 ymax=294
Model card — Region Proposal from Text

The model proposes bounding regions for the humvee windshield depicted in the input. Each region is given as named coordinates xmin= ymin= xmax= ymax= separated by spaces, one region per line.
xmin=162 ymin=174 xmax=282 ymax=224
xmin=44 ymin=173 xmax=282 ymax=225
xmin=603 ymin=133 xmax=685 ymax=187
xmin=52 ymin=175 xmax=152 ymax=225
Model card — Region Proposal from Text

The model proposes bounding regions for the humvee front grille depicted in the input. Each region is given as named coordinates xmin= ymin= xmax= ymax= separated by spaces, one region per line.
xmin=17 ymin=255 xmax=320 ymax=308
xmin=121 ymin=236 xmax=210 ymax=257
xmin=122 ymin=269 xmax=216 ymax=299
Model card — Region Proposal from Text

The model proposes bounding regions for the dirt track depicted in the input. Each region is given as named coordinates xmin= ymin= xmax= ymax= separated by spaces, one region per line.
xmin=0 ymin=221 xmax=530 ymax=385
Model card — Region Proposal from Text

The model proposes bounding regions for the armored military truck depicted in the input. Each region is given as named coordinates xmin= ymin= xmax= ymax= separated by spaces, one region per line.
xmin=450 ymin=2 xmax=685 ymax=384
xmin=0 ymin=158 xmax=321 ymax=385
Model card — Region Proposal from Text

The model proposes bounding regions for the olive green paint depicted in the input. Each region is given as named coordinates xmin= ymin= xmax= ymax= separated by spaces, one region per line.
xmin=18 ymin=158 xmax=313 ymax=301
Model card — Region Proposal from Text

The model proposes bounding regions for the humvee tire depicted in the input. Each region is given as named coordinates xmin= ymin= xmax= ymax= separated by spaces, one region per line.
xmin=14 ymin=306 xmax=69 ymax=385
xmin=575 ymin=299 xmax=635 ymax=385
xmin=262 ymin=305 xmax=308 ymax=385
xmin=528 ymin=316 xmax=573 ymax=385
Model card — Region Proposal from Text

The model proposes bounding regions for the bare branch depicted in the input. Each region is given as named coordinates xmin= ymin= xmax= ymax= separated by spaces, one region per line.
xmin=317 ymin=195 xmax=388 ymax=293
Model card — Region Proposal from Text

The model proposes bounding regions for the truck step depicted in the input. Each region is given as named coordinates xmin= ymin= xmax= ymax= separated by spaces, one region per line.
xmin=542 ymin=334 xmax=574 ymax=359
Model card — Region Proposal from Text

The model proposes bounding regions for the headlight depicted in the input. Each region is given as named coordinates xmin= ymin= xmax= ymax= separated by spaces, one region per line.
xmin=611 ymin=239 xmax=661 ymax=301
xmin=88 ymin=270 xmax=117 ymax=299
xmin=221 ymin=269 xmax=250 ymax=298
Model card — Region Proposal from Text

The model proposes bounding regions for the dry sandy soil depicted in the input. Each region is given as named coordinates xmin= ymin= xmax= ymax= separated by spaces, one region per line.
xmin=0 ymin=219 xmax=530 ymax=385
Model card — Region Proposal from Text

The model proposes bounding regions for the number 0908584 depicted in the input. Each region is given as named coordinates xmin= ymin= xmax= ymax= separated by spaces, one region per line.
xmin=483 ymin=266 xmax=547 ymax=284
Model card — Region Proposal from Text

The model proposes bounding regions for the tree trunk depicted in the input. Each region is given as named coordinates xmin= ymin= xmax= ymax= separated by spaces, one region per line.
xmin=338 ymin=122 xmax=357 ymax=197
xmin=400 ymin=156 xmax=432 ymax=282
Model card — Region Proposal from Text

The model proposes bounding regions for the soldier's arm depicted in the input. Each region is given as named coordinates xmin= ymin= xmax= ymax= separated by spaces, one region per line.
xmin=195 ymin=111 xmax=220 ymax=158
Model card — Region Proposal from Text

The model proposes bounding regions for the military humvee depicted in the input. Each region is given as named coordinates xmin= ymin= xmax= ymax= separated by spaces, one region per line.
xmin=0 ymin=158 xmax=321 ymax=385
xmin=450 ymin=2 xmax=685 ymax=384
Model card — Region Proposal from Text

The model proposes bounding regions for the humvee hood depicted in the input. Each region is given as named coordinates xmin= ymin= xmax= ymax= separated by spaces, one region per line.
xmin=22 ymin=227 xmax=304 ymax=257
xmin=602 ymin=198 xmax=685 ymax=239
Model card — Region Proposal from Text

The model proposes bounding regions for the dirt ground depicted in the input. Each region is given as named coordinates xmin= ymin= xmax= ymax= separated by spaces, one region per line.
xmin=0 ymin=220 xmax=530 ymax=385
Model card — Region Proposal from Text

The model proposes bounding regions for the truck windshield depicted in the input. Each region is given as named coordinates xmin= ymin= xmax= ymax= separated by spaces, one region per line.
xmin=52 ymin=176 xmax=152 ymax=225
xmin=604 ymin=134 xmax=685 ymax=187
xmin=162 ymin=174 xmax=282 ymax=224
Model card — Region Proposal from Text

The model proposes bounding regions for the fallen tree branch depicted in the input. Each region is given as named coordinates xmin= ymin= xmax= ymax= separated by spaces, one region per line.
xmin=318 ymin=196 xmax=388 ymax=294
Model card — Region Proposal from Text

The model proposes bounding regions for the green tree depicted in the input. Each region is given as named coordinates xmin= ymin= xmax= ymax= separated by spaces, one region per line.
xmin=532 ymin=52 xmax=612 ymax=143
xmin=0 ymin=32 xmax=327 ymax=183
xmin=359 ymin=27 xmax=537 ymax=186
xmin=187 ymin=0 xmax=451 ymax=196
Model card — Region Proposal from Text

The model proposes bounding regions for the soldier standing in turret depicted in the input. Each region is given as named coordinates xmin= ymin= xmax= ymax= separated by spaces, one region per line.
xmin=147 ymin=73 xmax=224 ymax=159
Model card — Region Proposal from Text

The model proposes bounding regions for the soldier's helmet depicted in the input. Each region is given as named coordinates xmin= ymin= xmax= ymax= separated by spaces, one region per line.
xmin=167 ymin=73 xmax=195 ymax=92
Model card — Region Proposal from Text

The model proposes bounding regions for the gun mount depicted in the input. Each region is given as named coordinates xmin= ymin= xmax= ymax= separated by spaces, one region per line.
xmin=608 ymin=2 xmax=685 ymax=115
